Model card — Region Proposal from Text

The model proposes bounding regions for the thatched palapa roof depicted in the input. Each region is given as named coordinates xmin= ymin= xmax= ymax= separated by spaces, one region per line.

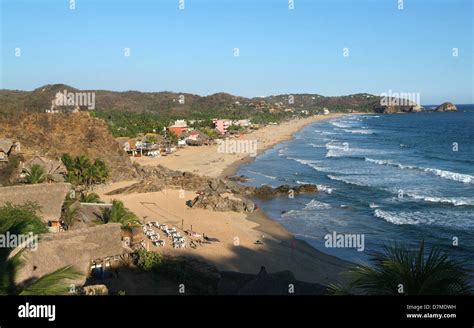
xmin=15 ymin=223 xmax=124 ymax=286
xmin=22 ymin=155 xmax=67 ymax=182
xmin=0 ymin=138 xmax=13 ymax=153
xmin=0 ymin=182 xmax=72 ymax=221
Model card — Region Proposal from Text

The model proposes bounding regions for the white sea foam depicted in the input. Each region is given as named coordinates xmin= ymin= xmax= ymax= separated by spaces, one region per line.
xmin=423 ymin=168 xmax=473 ymax=184
xmin=296 ymin=180 xmax=311 ymax=185
xmin=342 ymin=129 xmax=374 ymax=135
xmin=247 ymin=170 xmax=277 ymax=180
xmin=295 ymin=181 xmax=334 ymax=194
xmin=308 ymin=143 xmax=326 ymax=148
xmin=325 ymin=142 xmax=376 ymax=158
xmin=278 ymin=147 xmax=288 ymax=156
xmin=365 ymin=158 xmax=474 ymax=184
xmin=406 ymin=193 xmax=474 ymax=206
xmin=374 ymin=209 xmax=427 ymax=225
xmin=303 ymin=199 xmax=331 ymax=210
xmin=330 ymin=121 xmax=351 ymax=128
xmin=316 ymin=184 xmax=333 ymax=194
xmin=327 ymin=175 xmax=370 ymax=187
xmin=287 ymin=157 xmax=319 ymax=165
xmin=373 ymin=209 xmax=474 ymax=228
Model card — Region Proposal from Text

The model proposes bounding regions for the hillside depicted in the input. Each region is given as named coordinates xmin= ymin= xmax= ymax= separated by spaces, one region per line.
xmin=0 ymin=84 xmax=407 ymax=115
xmin=0 ymin=112 xmax=136 ymax=181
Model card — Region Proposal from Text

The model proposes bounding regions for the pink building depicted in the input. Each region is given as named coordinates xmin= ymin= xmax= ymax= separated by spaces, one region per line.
xmin=212 ymin=119 xmax=231 ymax=134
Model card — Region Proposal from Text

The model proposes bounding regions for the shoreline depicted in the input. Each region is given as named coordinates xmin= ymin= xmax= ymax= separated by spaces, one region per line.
xmin=218 ymin=113 xmax=349 ymax=178
xmin=102 ymin=113 xmax=354 ymax=285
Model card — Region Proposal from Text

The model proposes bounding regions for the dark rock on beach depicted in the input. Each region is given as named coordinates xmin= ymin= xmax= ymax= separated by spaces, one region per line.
xmin=189 ymin=193 xmax=255 ymax=213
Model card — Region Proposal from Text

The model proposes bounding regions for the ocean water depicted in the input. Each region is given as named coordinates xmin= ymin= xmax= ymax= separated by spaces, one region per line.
xmin=237 ymin=105 xmax=474 ymax=277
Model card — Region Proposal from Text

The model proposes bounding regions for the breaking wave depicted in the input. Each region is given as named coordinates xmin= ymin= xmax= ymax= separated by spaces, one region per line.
xmin=247 ymin=170 xmax=277 ymax=180
xmin=342 ymin=129 xmax=374 ymax=135
xmin=406 ymin=193 xmax=474 ymax=206
xmin=303 ymin=199 xmax=331 ymax=210
xmin=365 ymin=158 xmax=474 ymax=184
xmin=330 ymin=121 xmax=352 ymax=128
xmin=327 ymin=175 xmax=370 ymax=187
xmin=374 ymin=209 xmax=428 ymax=225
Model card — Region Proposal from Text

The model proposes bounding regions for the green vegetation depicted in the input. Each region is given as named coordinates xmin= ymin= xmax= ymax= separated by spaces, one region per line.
xmin=328 ymin=241 xmax=472 ymax=295
xmin=101 ymin=200 xmax=139 ymax=231
xmin=61 ymin=195 xmax=78 ymax=228
xmin=93 ymin=107 xmax=298 ymax=138
xmin=0 ymin=203 xmax=82 ymax=295
xmin=61 ymin=154 xmax=109 ymax=188
xmin=24 ymin=164 xmax=46 ymax=184
xmin=79 ymin=192 xmax=101 ymax=203
xmin=94 ymin=111 xmax=169 ymax=138
xmin=133 ymin=249 xmax=162 ymax=271
xmin=0 ymin=202 xmax=48 ymax=238
xmin=200 ymin=127 xmax=219 ymax=140
xmin=0 ymin=250 xmax=83 ymax=295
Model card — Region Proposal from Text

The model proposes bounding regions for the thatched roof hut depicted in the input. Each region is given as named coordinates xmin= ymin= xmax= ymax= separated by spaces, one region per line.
xmin=0 ymin=182 xmax=72 ymax=222
xmin=15 ymin=223 xmax=124 ymax=286
xmin=0 ymin=138 xmax=14 ymax=161
xmin=22 ymin=155 xmax=67 ymax=182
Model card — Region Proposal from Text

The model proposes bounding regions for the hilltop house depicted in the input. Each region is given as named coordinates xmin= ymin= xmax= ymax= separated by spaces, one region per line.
xmin=0 ymin=183 xmax=72 ymax=232
xmin=323 ymin=108 xmax=330 ymax=115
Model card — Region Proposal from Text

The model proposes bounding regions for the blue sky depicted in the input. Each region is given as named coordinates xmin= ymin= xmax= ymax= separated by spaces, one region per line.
xmin=1 ymin=0 xmax=472 ymax=104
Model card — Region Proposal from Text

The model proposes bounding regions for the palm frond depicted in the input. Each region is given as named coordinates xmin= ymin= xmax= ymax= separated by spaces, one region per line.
xmin=19 ymin=266 xmax=83 ymax=296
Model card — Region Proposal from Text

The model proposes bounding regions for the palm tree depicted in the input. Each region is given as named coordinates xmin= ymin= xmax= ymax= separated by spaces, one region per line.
xmin=328 ymin=240 xmax=471 ymax=295
xmin=0 ymin=203 xmax=81 ymax=295
xmin=102 ymin=200 xmax=139 ymax=231
xmin=80 ymin=192 xmax=101 ymax=203
xmin=0 ymin=250 xmax=83 ymax=295
xmin=61 ymin=154 xmax=109 ymax=188
xmin=24 ymin=164 xmax=46 ymax=184
xmin=62 ymin=203 xmax=78 ymax=227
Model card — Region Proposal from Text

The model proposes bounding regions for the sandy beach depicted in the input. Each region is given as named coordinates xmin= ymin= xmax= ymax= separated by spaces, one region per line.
xmin=97 ymin=113 xmax=351 ymax=285
xmin=134 ymin=113 xmax=346 ymax=178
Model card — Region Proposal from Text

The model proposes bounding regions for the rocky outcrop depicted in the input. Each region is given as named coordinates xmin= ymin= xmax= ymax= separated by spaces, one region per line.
xmin=189 ymin=193 xmax=255 ymax=213
xmin=434 ymin=102 xmax=457 ymax=112
xmin=376 ymin=104 xmax=423 ymax=114
xmin=227 ymin=175 xmax=249 ymax=183
xmin=240 ymin=184 xmax=318 ymax=197
xmin=109 ymin=165 xmax=318 ymax=213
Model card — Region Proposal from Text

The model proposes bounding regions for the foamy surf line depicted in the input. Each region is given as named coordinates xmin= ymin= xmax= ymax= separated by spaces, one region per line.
xmin=406 ymin=193 xmax=474 ymax=206
xmin=365 ymin=158 xmax=474 ymax=184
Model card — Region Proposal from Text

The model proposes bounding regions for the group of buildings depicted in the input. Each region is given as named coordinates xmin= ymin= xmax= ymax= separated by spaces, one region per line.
xmin=168 ymin=118 xmax=252 ymax=136
xmin=118 ymin=118 xmax=254 ymax=158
